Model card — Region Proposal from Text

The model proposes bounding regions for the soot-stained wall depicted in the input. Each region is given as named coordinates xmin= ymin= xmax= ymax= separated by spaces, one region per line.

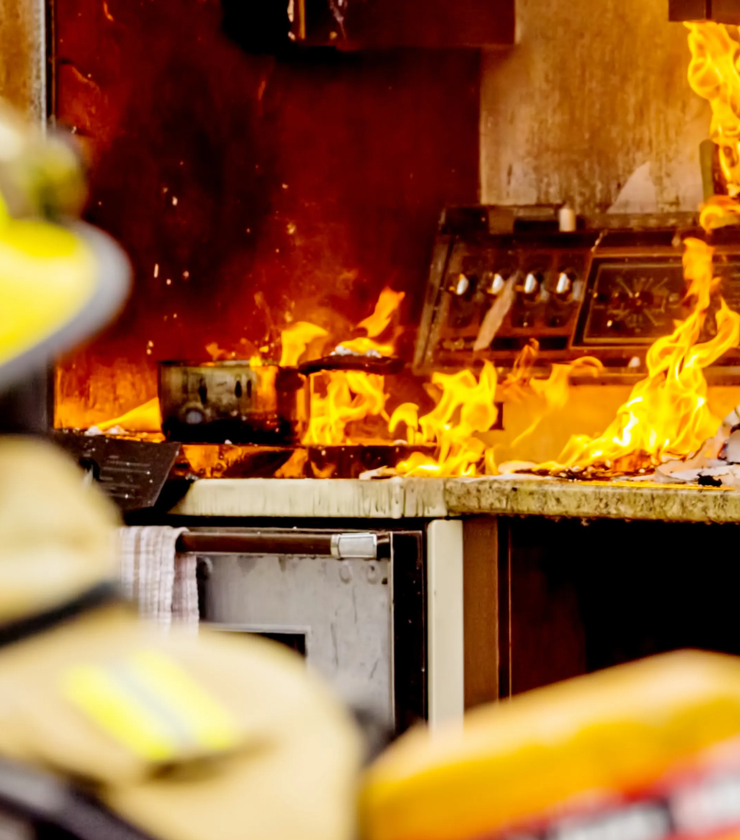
xmin=52 ymin=0 xmax=480 ymax=422
xmin=480 ymin=0 xmax=710 ymax=215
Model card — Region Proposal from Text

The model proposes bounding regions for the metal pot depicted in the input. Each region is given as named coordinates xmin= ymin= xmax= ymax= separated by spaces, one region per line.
xmin=158 ymin=355 xmax=403 ymax=444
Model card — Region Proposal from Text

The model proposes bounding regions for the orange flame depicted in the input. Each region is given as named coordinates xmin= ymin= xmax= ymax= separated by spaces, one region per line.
xmin=336 ymin=287 xmax=405 ymax=357
xmin=389 ymin=343 xmax=603 ymax=477
xmin=63 ymin=40 xmax=740 ymax=489
xmin=95 ymin=397 xmax=162 ymax=434
xmin=391 ymin=361 xmax=499 ymax=477
xmin=687 ymin=21 xmax=740 ymax=199
xmin=699 ymin=194 xmax=740 ymax=230
xmin=548 ymin=240 xmax=740 ymax=472
xmin=356 ymin=287 xmax=405 ymax=338
xmin=501 ymin=339 xmax=540 ymax=394
xmin=505 ymin=22 xmax=735 ymax=475
xmin=305 ymin=371 xmax=388 ymax=445
xmin=508 ymin=356 xmax=602 ymax=452
xmin=279 ymin=321 xmax=329 ymax=366
xmin=504 ymin=21 xmax=740 ymax=478
xmin=302 ymin=287 xmax=405 ymax=445
xmin=54 ymin=21 xmax=740 ymax=481
xmin=68 ymin=287 xmax=403 ymax=447
xmin=205 ymin=337 xmax=259 ymax=361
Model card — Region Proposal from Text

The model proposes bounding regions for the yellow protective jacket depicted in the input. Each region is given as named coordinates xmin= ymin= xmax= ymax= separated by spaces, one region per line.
xmin=0 ymin=438 xmax=361 ymax=840
xmin=361 ymin=649 xmax=740 ymax=840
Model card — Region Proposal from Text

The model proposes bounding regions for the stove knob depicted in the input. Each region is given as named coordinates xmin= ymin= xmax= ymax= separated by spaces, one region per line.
xmin=448 ymin=273 xmax=472 ymax=296
xmin=523 ymin=272 xmax=542 ymax=299
xmin=483 ymin=271 xmax=507 ymax=296
xmin=555 ymin=270 xmax=576 ymax=299
xmin=181 ymin=405 xmax=205 ymax=425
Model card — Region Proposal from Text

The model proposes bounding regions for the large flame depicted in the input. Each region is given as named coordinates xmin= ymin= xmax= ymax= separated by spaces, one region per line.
xmin=387 ymin=346 xmax=603 ymax=477
xmin=303 ymin=288 xmax=405 ymax=444
xmin=497 ymin=341 xmax=602 ymax=451
xmin=687 ymin=22 xmax=740 ymax=199
xmin=334 ymin=288 xmax=405 ymax=358
xmin=497 ymin=22 xmax=740 ymax=478
xmin=74 ymin=288 xmax=402 ymax=443
xmin=389 ymin=361 xmax=499 ymax=477
xmin=513 ymin=21 xmax=740 ymax=476
xmin=375 ymin=22 xmax=740 ymax=483
xmin=549 ymin=240 xmax=740 ymax=472
xmin=279 ymin=321 xmax=329 ymax=367
xmin=305 ymin=371 xmax=389 ymax=444
xmin=94 ymin=397 xmax=162 ymax=434
xmin=60 ymin=17 xmax=740 ymax=485
xmin=356 ymin=287 xmax=405 ymax=338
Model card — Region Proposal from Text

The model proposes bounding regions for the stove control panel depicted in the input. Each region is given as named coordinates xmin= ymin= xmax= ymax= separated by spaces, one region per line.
xmin=414 ymin=215 xmax=740 ymax=377
xmin=578 ymin=251 xmax=740 ymax=348
xmin=579 ymin=257 xmax=685 ymax=343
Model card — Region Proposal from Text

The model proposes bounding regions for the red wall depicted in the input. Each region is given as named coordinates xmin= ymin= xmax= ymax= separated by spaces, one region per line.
xmin=54 ymin=0 xmax=480 ymax=420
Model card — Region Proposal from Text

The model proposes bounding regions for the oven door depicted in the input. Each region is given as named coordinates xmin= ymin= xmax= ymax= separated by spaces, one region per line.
xmin=186 ymin=528 xmax=426 ymax=733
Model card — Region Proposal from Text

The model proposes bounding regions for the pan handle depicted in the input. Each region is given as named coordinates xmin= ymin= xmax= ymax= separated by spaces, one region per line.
xmin=297 ymin=355 xmax=405 ymax=376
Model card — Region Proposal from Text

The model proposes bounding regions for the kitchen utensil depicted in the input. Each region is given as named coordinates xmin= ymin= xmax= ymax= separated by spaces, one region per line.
xmin=158 ymin=355 xmax=404 ymax=444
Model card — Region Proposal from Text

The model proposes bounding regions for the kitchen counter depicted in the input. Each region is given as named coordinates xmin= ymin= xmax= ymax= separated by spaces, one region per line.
xmin=170 ymin=476 xmax=448 ymax=519
xmin=170 ymin=476 xmax=740 ymax=523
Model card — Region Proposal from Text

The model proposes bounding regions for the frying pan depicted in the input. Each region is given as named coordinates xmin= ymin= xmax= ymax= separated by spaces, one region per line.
xmin=158 ymin=354 xmax=404 ymax=444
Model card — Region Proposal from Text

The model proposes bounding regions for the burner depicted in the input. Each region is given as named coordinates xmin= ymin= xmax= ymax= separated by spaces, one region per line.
xmin=176 ymin=443 xmax=434 ymax=479
xmin=54 ymin=433 xmax=435 ymax=512
xmin=306 ymin=444 xmax=431 ymax=479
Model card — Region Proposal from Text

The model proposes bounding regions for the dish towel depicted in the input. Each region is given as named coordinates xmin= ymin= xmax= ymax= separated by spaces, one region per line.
xmin=117 ymin=526 xmax=198 ymax=631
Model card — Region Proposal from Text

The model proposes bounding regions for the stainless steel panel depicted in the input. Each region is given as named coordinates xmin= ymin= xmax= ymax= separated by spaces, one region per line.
xmin=202 ymin=553 xmax=393 ymax=724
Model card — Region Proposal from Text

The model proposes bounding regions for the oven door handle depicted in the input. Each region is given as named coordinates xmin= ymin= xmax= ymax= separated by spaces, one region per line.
xmin=177 ymin=530 xmax=386 ymax=560
xmin=330 ymin=532 xmax=378 ymax=559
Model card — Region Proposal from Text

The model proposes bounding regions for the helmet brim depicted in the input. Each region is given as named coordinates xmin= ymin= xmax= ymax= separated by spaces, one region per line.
xmin=0 ymin=221 xmax=131 ymax=392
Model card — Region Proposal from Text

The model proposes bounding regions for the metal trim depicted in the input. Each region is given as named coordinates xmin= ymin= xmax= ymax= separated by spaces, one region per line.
xmin=413 ymin=230 xmax=454 ymax=373
xmin=330 ymin=532 xmax=378 ymax=559
xmin=391 ymin=531 xmax=427 ymax=732
xmin=32 ymin=0 xmax=47 ymax=125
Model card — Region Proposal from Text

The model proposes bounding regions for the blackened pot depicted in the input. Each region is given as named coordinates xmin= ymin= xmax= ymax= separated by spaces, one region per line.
xmin=158 ymin=355 xmax=403 ymax=444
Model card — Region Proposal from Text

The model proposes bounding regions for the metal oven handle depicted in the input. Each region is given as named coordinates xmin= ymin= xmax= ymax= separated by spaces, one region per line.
xmin=176 ymin=530 xmax=385 ymax=560
xmin=330 ymin=532 xmax=377 ymax=559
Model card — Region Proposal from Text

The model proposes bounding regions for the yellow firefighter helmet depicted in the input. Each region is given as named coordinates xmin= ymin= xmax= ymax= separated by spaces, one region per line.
xmin=0 ymin=98 xmax=129 ymax=619
xmin=0 ymin=100 xmax=360 ymax=840
xmin=0 ymin=98 xmax=129 ymax=391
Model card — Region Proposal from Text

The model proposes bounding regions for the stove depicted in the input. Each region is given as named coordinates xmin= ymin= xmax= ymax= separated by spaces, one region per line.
xmin=415 ymin=206 xmax=740 ymax=381
xmin=55 ymin=433 xmax=437 ymax=510
xmin=49 ymin=209 xmax=740 ymax=731
xmin=174 ymin=442 xmax=434 ymax=480
xmin=53 ymin=206 xmax=740 ymax=508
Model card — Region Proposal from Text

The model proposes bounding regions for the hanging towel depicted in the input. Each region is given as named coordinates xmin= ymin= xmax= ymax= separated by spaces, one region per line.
xmin=117 ymin=526 xmax=197 ymax=630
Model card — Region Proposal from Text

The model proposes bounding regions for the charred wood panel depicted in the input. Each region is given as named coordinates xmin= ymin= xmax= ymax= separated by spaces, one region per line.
xmin=669 ymin=0 xmax=740 ymax=24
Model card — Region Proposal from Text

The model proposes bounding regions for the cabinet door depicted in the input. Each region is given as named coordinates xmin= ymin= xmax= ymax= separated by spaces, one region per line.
xmin=301 ymin=0 xmax=515 ymax=48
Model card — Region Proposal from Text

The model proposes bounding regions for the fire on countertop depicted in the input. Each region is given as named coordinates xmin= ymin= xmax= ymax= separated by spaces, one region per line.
xmin=54 ymin=21 xmax=740 ymax=486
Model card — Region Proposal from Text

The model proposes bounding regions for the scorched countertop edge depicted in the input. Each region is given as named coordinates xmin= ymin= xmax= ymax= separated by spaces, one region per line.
xmin=168 ymin=477 xmax=740 ymax=523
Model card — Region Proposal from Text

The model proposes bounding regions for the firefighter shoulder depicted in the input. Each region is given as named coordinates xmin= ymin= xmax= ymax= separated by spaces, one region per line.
xmin=0 ymin=437 xmax=361 ymax=840
xmin=0 ymin=98 xmax=361 ymax=840
xmin=360 ymin=650 xmax=740 ymax=840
